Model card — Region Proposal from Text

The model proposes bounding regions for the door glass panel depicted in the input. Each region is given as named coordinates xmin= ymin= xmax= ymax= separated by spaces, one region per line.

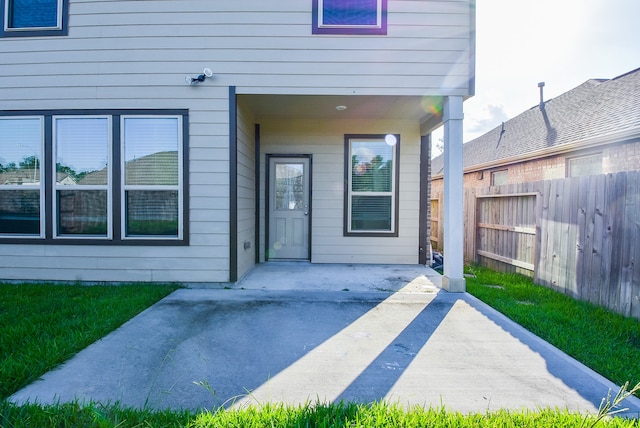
xmin=275 ymin=163 xmax=304 ymax=210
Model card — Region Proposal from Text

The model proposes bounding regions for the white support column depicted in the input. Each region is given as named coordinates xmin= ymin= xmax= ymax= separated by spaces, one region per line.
xmin=442 ymin=96 xmax=466 ymax=292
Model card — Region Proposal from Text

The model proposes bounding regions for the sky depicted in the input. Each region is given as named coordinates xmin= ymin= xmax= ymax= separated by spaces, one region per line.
xmin=432 ymin=0 xmax=640 ymax=156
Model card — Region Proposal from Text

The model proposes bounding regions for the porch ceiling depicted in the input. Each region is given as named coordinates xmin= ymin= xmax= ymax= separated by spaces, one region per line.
xmin=240 ymin=94 xmax=442 ymax=123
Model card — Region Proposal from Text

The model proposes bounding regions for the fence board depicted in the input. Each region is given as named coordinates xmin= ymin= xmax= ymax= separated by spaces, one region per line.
xmin=476 ymin=249 xmax=534 ymax=271
xmin=558 ymin=177 xmax=571 ymax=293
xmin=629 ymin=172 xmax=640 ymax=319
xmin=589 ymin=175 xmax=605 ymax=306
xmin=429 ymin=197 xmax=440 ymax=248
xmin=539 ymin=180 xmax=553 ymax=287
xmin=619 ymin=172 xmax=634 ymax=316
xmin=565 ymin=177 xmax=580 ymax=297
xmin=476 ymin=223 xmax=535 ymax=234
xmin=606 ymin=173 xmax=626 ymax=312
xmin=600 ymin=174 xmax=614 ymax=308
xmin=433 ymin=170 xmax=640 ymax=319
xmin=533 ymin=182 xmax=544 ymax=285
xmin=550 ymin=178 xmax=563 ymax=289
xmin=576 ymin=176 xmax=589 ymax=301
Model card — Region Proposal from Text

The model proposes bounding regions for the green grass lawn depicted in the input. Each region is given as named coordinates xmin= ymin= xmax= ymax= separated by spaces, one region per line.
xmin=2 ymin=400 xmax=637 ymax=428
xmin=0 ymin=282 xmax=178 ymax=399
xmin=1 ymin=275 xmax=639 ymax=427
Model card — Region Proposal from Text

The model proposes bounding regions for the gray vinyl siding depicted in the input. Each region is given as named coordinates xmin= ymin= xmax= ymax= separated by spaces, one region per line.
xmin=236 ymin=99 xmax=256 ymax=279
xmin=0 ymin=0 xmax=472 ymax=99
xmin=0 ymin=94 xmax=232 ymax=284
xmin=260 ymin=118 xmax=420 ymax=265
xmin=0 ymin=0 xmax=472 ymax=282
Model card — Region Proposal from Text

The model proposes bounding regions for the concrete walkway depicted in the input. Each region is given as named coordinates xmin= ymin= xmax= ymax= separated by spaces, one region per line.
xmin=9 ymin=264 xmax=640 ymax=416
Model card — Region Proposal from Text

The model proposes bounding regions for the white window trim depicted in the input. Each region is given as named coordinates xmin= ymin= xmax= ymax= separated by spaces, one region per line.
xmin=317 ymin=0 xmax=383 ymax=30
xmin=346 ymin=136 xmax=397 ymax=234
xmin=120 ymin=115 xmax=183 ymax=241
xmin=52 ymin=115 xmax=113 ymax=240
xmin=4 ymin=0 xmax=63 ymax=32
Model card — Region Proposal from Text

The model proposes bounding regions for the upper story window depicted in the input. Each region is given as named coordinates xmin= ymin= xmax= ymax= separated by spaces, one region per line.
xmin=1 ymin=0 xmax=68 ymax=37
xmin=0 ymin=110 xmax=188 ymax=245
xmin=566 ymin=153 xmax=602 ymax=178
xmin=313 ymin=0 xmax=387 ymax=35
xmin=344 ymin=134 xmax=399 ymax=236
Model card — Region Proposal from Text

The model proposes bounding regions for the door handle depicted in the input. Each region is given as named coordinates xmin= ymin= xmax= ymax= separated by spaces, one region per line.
xmin=304 ymin=211 xmax=309 ymax=216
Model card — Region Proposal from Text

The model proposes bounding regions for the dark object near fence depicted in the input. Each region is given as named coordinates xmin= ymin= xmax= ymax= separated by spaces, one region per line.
xmin=431 ymin=251 xmax=443 ymax=271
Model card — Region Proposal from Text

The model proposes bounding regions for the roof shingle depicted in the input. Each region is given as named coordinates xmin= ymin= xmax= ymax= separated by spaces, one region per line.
xmin=432 ymin=68 xmax=640 ymax=174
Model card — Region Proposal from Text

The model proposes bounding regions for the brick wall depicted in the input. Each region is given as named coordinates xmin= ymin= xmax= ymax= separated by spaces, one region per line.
xmin=604 ymin=139 xmax=640 ymax=173
xmin=430 ymin=139 xmax=640 ymax=194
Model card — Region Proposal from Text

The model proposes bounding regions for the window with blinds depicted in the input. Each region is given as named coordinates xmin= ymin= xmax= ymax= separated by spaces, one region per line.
xmin=0 ymin=110 xmax=187 ymax=244
xmin=344 ymin=135 xmax=399 ymax=236
xmin=122 ymin=117 xmax=181 ymax=237
xmin=54 ymin=116 xmax=111 ymax=237
xmin=0 ymin=117 xmax=43 ymax=237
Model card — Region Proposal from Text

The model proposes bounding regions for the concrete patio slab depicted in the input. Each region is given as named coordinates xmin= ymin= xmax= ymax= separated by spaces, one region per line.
xmin=9 ymin=264 xmax=640 ymax=417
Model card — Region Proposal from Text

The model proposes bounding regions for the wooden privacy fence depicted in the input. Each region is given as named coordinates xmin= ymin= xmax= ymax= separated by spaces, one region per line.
xmin=431 ymin=170 xmax=640 ymax=320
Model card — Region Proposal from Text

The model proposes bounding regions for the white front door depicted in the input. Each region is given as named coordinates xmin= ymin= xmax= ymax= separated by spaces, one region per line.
xmin=268 ymin=157 xmax=310 ymax=260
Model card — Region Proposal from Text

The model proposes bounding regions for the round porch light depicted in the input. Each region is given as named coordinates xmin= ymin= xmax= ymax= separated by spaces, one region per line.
xmin=385 ymin=134 xmax=398 ymax=146
xmin=335 ymin=105 xmax=347 ymax=111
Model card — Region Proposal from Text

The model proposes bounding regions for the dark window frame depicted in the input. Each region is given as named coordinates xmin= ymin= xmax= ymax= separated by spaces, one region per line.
xmin=0 ymin=109 xmax=189 ymax=246
xmin=343 ymin=134 xmax=400 ymax=237
xmin=312 ymin=0 xmax=387 ymax=35
xmin=1 ymin=0 xmax=69 ymax=37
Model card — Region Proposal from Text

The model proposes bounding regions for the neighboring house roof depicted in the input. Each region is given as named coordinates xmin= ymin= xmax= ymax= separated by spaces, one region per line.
xmin=432 ymin=67 xmax=640 ymax=175
xmin=0 ymin=170 xmax=74 ymax=185
xmin=79 ymin=151 xmax=178 ymax=185
xmin=0 ymin=169 xmax=40 ymax=185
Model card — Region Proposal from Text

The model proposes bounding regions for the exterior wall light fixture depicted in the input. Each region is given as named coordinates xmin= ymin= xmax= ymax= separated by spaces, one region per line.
xmin=185 ymin=68 xmax=213 ymax=85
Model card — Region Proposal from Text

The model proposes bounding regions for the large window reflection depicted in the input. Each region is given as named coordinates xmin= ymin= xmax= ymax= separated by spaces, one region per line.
xmin=0 ymin=117 xmax=43 ymax=236
xmin=0 ymin=112 xmax=185 ymax=242
xmin=54 ymin=117 xmax=110 ymax=237
xmin=345 ymin=135 xmax=399 ymax=235
xmin=123 ymin=117 xmax=180 ymax=237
